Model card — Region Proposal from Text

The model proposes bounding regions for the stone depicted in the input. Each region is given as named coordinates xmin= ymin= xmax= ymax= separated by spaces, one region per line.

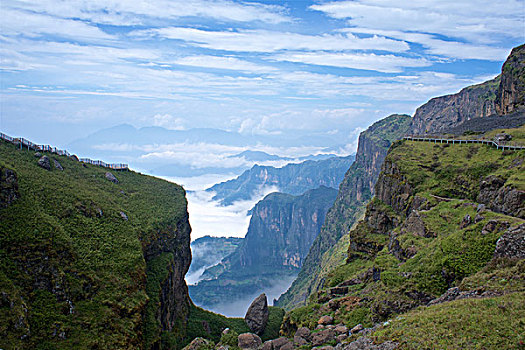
xmin=183 ymin=337 xmax=214 ymax=350
xmin=34 ymin=152 xmax=42 ymax=158
xmin=262 ymin=341 xmax=273 ymax=350
xmin=474 ymin=214 xmax=484 ymax=223
xmin=343 ymin=337 xmax=398 ymax=350
xmin=313 ymin=346 xmax=334 ymax=350
xmin=334 ymin=325 xmax=348 ymax=334
xmin=329 ymin=286 xmax=349 ymax=297
xmin=244 ymin=293 xmax=269 ymax=335
xmin=336 ymin=334 xmax=347 ymax=343
xmin=238 ymin=333 xmax=262 ymax=350
xmin=477 ymin=175 xmax=525 ymax=218
xmin=459 ymin=214 xmax=472 ymax=229
xmin=272 ymin=337 xmax=293 ymax=350
xmin=494 ymin=133 xmax=512 ymax=142
xmin=493 ymin=224 xmax=525 ymax=259
xmin=105 ymin=172 xmax=119 ymax=184
xmin=53 ymin=159 xmax=63 ymax=170
xmin=120 ymin=211 xmax=128 ymax=220
xmin=311 ymin=329 xmax=336 ymax=347
xmin=318 ymin=315 xmax=334 ymax=325
xmin=294 ymin=336 xmax=308 ymax=346
xmin=482 ymin=220 xmax=510 ymax=235
xmin=295 ymin=326 xmax=311 ymax=341
xmin=1 ymin=167 xmax=19 ymax=208
xmin=37 ymin=155 xmax=51 ymax=170
xmin=350 ymin=324 xmax=364 ymax=334
xmin=403 ymin=210 xmax=427 ymax=237
xmin=477 ymin=204 xmax=486 ymax=212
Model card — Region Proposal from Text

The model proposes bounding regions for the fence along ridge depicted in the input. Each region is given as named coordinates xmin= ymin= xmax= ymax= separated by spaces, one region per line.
xmin=0 ymin=132 xmax=128 ymax=170
xmin=403 ymin=134 xmax=525 ymax=151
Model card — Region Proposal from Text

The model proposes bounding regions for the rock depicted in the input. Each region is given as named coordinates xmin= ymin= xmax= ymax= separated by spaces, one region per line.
xmin=336 ymin=334 xmax=347 ymax=343
xmin=477 ymin=175 xmax=525 ymax=218
xmin=318 ymin=315 xmax=334 ymax=325
xmin=37 ymin=155 xmax=51 ymax=170
xmin=244 ymin=293 xmax=269 ymax=335
xmin=428 ymin=287 xmax=460 ymax=306
xmin=482 ymin=220 xmax=510 ymax=234
xmin=495 ymin=44 xmax=525 ymax=114
xmin=105 ymin=172 xmax=119 ymax=184
xmin=238 ymin=333 xmax=262 ymax=350
xmin=329 ymin=286 xmax=348 ymax=297
xmin=183 ymin=337 xmax=214 ymax=350
xmin=334 ymin=325 xmax=348 ymax=334
xmin=120 ymin=211 xmax=128 ymax=221
xmin=313 ymin=346 xmax=334 ymax=350
xmin=493 ymin=224 xmax=525 ymax=259
xmin=311 ymin=329 xmax=336 ymax=346
xmin=262 ymin=341 xmax=273 ymax=350
xmin=53 ymin=159 xmax=63 ymax=170
xmin=343 ymin=337 xmax=398 ymax=350
xmin=350 ymin=324 xmax=364 ymax=334
xmin=294 ymin=335 xmax=308 ymax=346
xmin=1 ymin=167 xmax=19 ymax=208
xmin=459 ymin=214 xmax=472 ymax=229
xmin=34 ymin=152 xmax=42 ymax=158
xmin=494 ymin=133 xmax=512 ymax=142
xmin=474 ymin=214 xmax=484 ymax=223
xmin=403 ymin=210 xmax=427 ymax=237
xmin=271 ymin=337 xmax=293 ymax=350
xmin=295 ymin=327 xmax=311 ymax=341
xmin=477 ymin=204 xmax=486 ymax=212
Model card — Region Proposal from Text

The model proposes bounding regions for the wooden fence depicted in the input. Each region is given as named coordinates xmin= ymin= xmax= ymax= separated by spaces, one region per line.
xmin=0 ymin=132 xmax=129 ymax=170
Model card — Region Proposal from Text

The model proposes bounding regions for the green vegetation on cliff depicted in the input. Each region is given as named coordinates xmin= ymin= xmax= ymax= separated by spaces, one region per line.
xmin=0 ymin=140 xmax=191 ymax=349
xmin=277 ymin=114 xmax=412 ymax=310
xmin=280 ymin=126 xmax=524 ymax=350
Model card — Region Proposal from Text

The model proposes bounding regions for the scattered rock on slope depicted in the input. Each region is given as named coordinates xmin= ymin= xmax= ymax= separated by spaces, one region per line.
xmin=245 ymin=293 xmax=269 ymax=335
xmin=105 ymin=172 xmax=119 ymax=184
xmin=493 ymin=224 xmax=525 ymax=259
xmin=37 ymin=155 xmax=51 ymax=170
xmin=53 ymin=159 xmax=63 ymax=170
xmin=238 ymin=333 xmax=262 ymax=349
xmin=1 ymin=167 xmax=19 ymax=208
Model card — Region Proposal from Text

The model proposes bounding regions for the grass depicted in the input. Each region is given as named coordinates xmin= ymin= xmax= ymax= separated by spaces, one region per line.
xmin=0 ymin=140 xmax=189 ymax=349
xmin=373 ymin=292 xmax=525 ymax=349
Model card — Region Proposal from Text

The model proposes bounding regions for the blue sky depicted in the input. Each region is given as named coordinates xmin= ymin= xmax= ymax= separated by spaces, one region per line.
xmin=1 ymin=0 xmax=524 ymax=150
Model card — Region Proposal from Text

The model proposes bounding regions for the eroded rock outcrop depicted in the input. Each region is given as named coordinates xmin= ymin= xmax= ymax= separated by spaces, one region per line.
xmin=477 ymin=175 xmax=525 ymax=218
xmin=495 ymin=44 xmax=525 ymax=114
xmin=245 ymin=293 xmax=269 ymax=335
xmin=1 ymin=166 xmax=19 ymax=208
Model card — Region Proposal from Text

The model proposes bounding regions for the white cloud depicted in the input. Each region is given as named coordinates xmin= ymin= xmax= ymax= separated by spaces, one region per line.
xmin=344 ymin=28 xmax=510 ymax=61
xmin=172 ymin=55 xmax=277 ymax=73
xmin=152 ymin=114 xmax=186 ymax=130
xmin=270 ymin=52 xmax=430 ymax=73
xmin=131 ymin=27 xmax=409 ymax=53
xmin=7 ymin=0 xmax=291 ymax=25
xmin=310 ymin=0 xmax=523 ymax=44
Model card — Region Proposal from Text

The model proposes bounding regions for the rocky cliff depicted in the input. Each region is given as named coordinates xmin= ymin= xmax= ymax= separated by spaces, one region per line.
xmin=189 ymin=186 xmax=337 ymax=310
xmin=281 ymin=126 xmax=524 ymax=349
xmin=410 ymin=44 xmax=525 ymax=134
xmin=0 ymin=140 xmax=192 ymax=349
xmin=276 ymin=114 xmax=411 ymax=309
xmin=207 ymin=155 xmax=355 ymax=206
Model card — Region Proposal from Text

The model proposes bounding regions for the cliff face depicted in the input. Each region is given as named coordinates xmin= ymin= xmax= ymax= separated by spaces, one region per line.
xmin=496 ymin=44 xmax=525 ymax=114
xmin=0 ymin=140 xmax=192 ymax=349
xmin=237 ymin=186 xmax=337 ymax=269
xmin=207 ymin=155 xmax=355 ymax=206
xmin=189 ymin=186 xmax=337 ymax=309
xmin=410 ymin=44 xmax=525 ymax=134
xmin=276 ymin=114 xmax=411 ymax=309
xmin=282 ymin=126 xmax=525 ymax=337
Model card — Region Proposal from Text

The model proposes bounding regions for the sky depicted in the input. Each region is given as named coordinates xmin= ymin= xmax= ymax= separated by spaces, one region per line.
xmin=1 ymin=0 xmax=524 ymax=150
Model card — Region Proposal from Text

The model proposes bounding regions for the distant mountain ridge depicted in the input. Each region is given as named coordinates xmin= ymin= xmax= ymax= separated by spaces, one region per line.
xmin=206 ymin=155 xmax=355 ymax=206
xmin=189 ymin=186 xmax=338 ymax=310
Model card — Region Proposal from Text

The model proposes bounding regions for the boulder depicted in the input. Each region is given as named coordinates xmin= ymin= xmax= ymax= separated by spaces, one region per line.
xmin=318 ymin=315 xmax=334 ymax=325
xmin=403 ymin=210 xmax=428 ymax=237
xmin=474 ymin=214 xmax=484 ymax=223
xmin=37 ymin=155 xmax=51 ymax=170
xmin=53 ymin=159 xmax=63 ymax=171
xmin=336 ymin=334 xmax=347 ymax=343
xmin=105 ymin=172 xmax=119 ymax=184
xmin=120 ymin=211 xmax=128 ymax=221
xmin=459 ymin=214 xmax=472 ymax=229
xmin=295 ymin=326 xmax=311 ymax=340
xmin=271 ymin=337 xmax=293 ymax=350
xmin=343 ymin=337 xmax=398 ymax=350
xmin=294 ymin=335 xmax=308 ymax=346
xmin=1 ymin=167 xmax=19 ymax=208
xmin=34 ymin=152 xmax=42 ymax=158
xmin=334 ymin=325 xmax=348 ymax=334
xmin=311 ymin=329 xmax=336 ymax=346
xmin=244 ymin=293 xmax=269 ymax=335
xmin=350 ymin=324 xmax=364 ymax=334
xmin=238 ymin=333 xmax=262 ymax=350
xmin=493 ymin=224 xmax=525 ymax=259
xmin=183 ymin=337 xmax=214 ymax=350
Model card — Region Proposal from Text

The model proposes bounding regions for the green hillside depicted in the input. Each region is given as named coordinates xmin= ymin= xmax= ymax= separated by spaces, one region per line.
xmin=0 ymin=140 xmax=190 ymax=349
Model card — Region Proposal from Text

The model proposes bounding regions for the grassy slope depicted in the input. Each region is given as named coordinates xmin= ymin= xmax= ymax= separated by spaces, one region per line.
xmin=0 ymin=140 xmax=188 ymax=349
xmin=282 ymin=126 xmax=525 ymax=348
